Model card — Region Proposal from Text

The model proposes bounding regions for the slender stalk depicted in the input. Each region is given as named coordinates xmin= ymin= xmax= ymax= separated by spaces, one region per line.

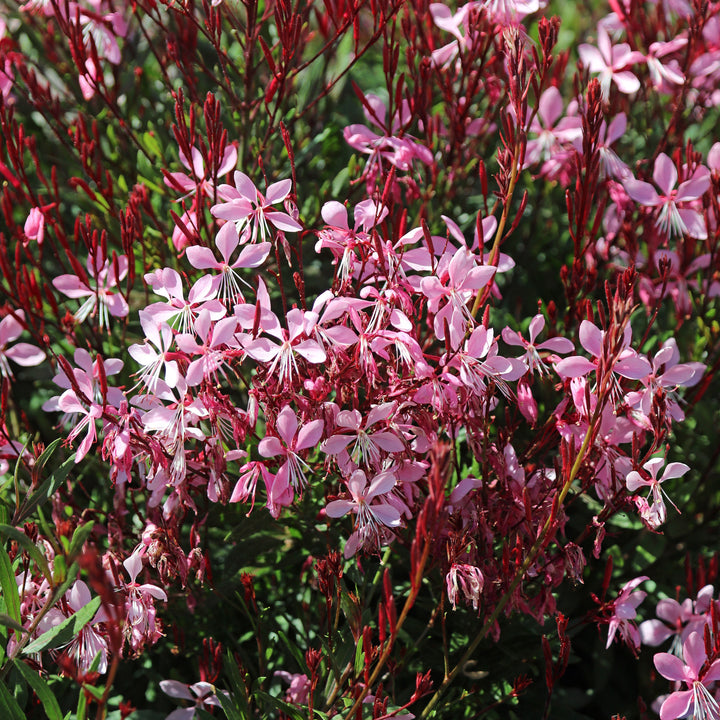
xmin=342 ymin=536 xmax=432 ymax=720
xmin=419 ymin=409 xmax=598 ymax=719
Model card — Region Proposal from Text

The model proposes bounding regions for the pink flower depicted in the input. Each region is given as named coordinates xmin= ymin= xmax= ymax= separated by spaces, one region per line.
xmin=275 ymin=671 xmax=311 ymax=705
xmin=625 ymin=338 xmax=705 ymax=423
xmin=129 ymin=311 xmax=180 ymax=392
xmin=623 ymin=153 xmax=710 ymax=239
xmin=60 ymin=580 xmax=109 ymax=673
xmin=164 ymin=145 xmax=237 ymax=200
xmin=555 ymin=320 xmax=651 ymax=385
xmin=646 ymin=38 xmax=687 ymax=93
xmin=446 ymin=563 xmax=484 ymax=610
xmin=322 ymin=402 xmax=405 ymax=471
xmin=578 ymin=25 xmax=644 ymax=100
xmin=211 ymin=171 xmax=302 ymax=244
xmin=523 ymin=86 xmax=581 ymax=169
xmin=640 ymin=585 xmax=714 ymax=649
xmin=0 ymin=310 xmax=44 ymax=378
xmin=52 ymin=251 xmax=129 ymax=328
xmin=122 ymin=551 xmax=167 ymax=654
xmin=606 ymin=576 xmax=648 ymax=651
xmin=175 ymin=310 xmax=238 ymax=387
xmin=23 ymin=207 xmax=46 ymax=245
xmin=420 ymin=247 xmax=496 ymax=348
xmin=186 ymin=222 xmax=271 ymax=305
xmin=343 ymin=94 xmax=433 ymax=181
xmin=654 ymin=631 xmax=720 ymax=720
xmin=57 ymin=373 xmax=107 ymax=463
xmin=326 ymin=469 xmax=402 ymax=557
xmin=160 ymin=680 xmax=225 ymax=720
xmin=258 ymin=405 xmax=324 ymax=492
xmin=144 ymin=268 xmax=225 ymax=334
xmin=501 ymin=314 xmax=574 ymax=376
xmin=626 ymin=457 xmax=689 ymax=529
xmin=240 ymin=307 xmax=326 ymax=387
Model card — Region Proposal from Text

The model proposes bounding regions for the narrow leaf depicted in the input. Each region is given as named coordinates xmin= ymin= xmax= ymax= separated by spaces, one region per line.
xmin=0 ymin=679 xmax=25 ymax=720
xmin=0 ymin=543 xmax=21 ymax=634
xmin=216 ymin=690 xmax=243 ymax=720
xmin=16 ymin=452 xmax=74 ymax=525
xmin=13 ymin=660 xmax=63 ymax=720
xmin=255 ymin=690 xmax=305 ymax=720
xmin=66 ymin=521 xmax=95 ymax=562
xmin=0 ymin=525 xmax=51 ymax=581
xmin=22 ymin=596 xmax=101 ymax=655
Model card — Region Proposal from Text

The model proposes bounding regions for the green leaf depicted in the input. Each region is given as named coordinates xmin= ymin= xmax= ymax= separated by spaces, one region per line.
xmin=223 ymin=653 xmax=250 ymax=719
xmin=0 ymin=525 xmax=51 ymax=581
xmin=15 ymin=451 xmax=74 ymax=526
xmin=276 ymin=628 xmax=305 ymax=669
xmin=76 ymin=685 xmax=87 ymax=720
xmin=215 ymin=692 xmax=242 ymax=720
xmin=142 ymin=131 xmax=162 ymax=158
xmin=354 ymin=634 xmax=364 ymax=675
xmin=255 ymin=690 xmax=306 ymax=720
xmin=12 ymin=660 xmax=63 ymax=720
xmin=81 ymin=683 xmax=104 ymax=701
xmin=0 ymin=543 xmax=21 ymax=636
xmin=0 ymin=678 xmax=25 ymax=720
xmin=22 ymin=596 xmax=101 ymax=655
xmin=66 ymin=521 xmax=95 ymax=563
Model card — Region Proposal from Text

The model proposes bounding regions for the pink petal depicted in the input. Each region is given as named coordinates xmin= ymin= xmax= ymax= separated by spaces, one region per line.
xmin=233 ymin=171 xmax=258 ymax=201
xmin=614 ymin=354 xmax=651 ymax=379
xmin=325 ymin=499 xmax=353 ymax=518
xmin=367 ymin=470 xmax=396 ymax=499
xmin=293 ymin=340 xmax=326 ymax=364
xmin=123 ymin=552 xmax=143 ymax=583
xmin=232 ymin=242 xmax=271 ymax=269
xmin=683 ymin=631 xmax=707 ymax=677
xmin=639 ymin=619 xmax=674 ymax=646
xmin=623 ymin=178 xmax=661 ymax=206
xmin=625 ymin=471 xmax=648 ymax=492
xmin=321 ymin=201 xmax=350 ymax=229
xmin=555 ymin=356 xmax=596 ymax=378
xmin=653 ymin=153 xmax=678 ymax=196
xmin=537 ymin=337 xmax=575 ymax=353
xmin=5 ymin=343 xmax=44 ymax=366
xmin=258 ymin=436 xmax=285 ymax=458
xmin=579 ymin=320 xmax=603 ymax=357
xmin=371 ymin=431 xmax=405 ymax=453
xmin=265 ymin=210 xmax=303 ymax=233
xmin=612 ymin=71 xmax=640 ymax=95
xmin=275 ymin=406 xmax=299 ymax=446
xmin=660 ymin=462 xmax=690 ymax=482
xmin=372 ymin=503 xmax=402 ymax=527
xmin=659 ymin=690 xmax=693 ymax=720
xmin=678 ymin=209 xmax=707 ymax=240
xmin=52 ymin=275 xmax=91 ymax=298
xmin=160 ymin=680 xmax=194 ymax=701
xmin=296 ymin=419 xmax=324 ymax=451
xmin=186 ymin=246 xmax=221 ymax=270
xmin=215 ymin=221 xmax=240 ymax=263
xmin=322 ymin=435 xmax=353 ymax=455
xmin=653 ymin=652 xmax=689 ymax=682
xmin=265 ymin=178 xmax=292 ymax=204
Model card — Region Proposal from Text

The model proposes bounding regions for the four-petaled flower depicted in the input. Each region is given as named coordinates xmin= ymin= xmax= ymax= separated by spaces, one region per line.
xmin=212 ymin=171 xmax=302 ymax=244
xmin=626 ymin=457 xmax=689 ymax=529
xmin=623 ymin=153 xmax=710 ymax=239
xmin=654 ymin=631 xmax=720 ymax=720
xmin=326 ymin=469 xmax=402 ymax=557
